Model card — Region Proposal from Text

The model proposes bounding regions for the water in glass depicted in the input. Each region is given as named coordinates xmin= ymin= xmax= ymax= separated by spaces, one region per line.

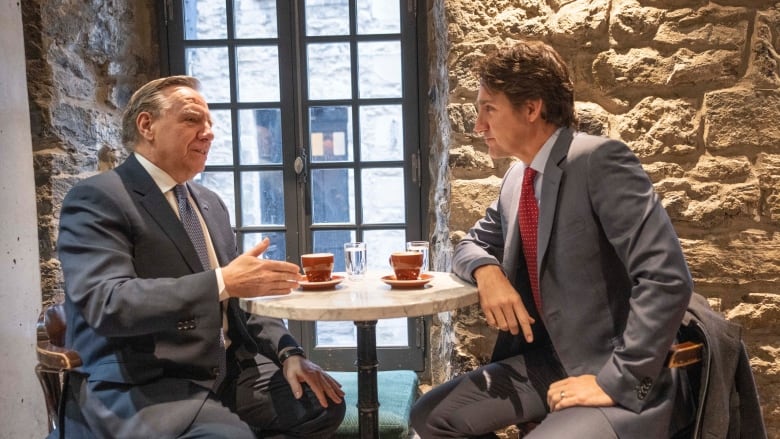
xmin=406 ymin=241 xmax=429 ymax=272
xmin=344 ymin=242 xmax=367 ymax=280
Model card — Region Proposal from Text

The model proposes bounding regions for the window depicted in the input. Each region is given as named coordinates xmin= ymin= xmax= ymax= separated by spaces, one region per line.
xmin=163 ymin=0 xmax=427 ymax=370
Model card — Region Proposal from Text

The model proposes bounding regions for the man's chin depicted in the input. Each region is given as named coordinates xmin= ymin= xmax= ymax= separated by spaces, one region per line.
xmin=487 ymin=148 xmax=509 ymax=160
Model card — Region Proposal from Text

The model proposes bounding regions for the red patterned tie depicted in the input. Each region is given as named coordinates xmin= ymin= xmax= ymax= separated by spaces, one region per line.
xmin=518 ymin=167 xmax=541 ymax=312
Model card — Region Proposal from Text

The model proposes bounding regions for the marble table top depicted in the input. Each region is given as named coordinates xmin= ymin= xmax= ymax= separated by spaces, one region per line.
xmin=240 ymin=270 xmax=479 ymax=321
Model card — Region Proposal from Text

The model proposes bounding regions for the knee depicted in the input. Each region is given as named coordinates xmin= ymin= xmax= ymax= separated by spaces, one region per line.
xmin=299 ymin=398 xmax=347 ymax=437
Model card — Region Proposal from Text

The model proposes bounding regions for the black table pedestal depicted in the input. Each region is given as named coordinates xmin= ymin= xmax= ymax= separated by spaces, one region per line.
xmin=355 ymin=320 xmax=379 ymax=439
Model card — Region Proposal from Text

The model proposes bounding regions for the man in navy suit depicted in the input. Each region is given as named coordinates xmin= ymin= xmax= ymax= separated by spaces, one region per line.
xmin=57 ymin=76 xmax=345 ymax=438
xmin=411 ymin=40 xmax=694 ymax=438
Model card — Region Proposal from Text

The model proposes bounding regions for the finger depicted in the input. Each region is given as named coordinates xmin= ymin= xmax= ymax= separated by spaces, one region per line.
xmin=305 ymin=375 xmax=330 ymax=407
xmin=494 ymin=309 xmax=509 ymax=332
xmin=484 ymin=310 xmax=497 ymax=328
xmin=322 ymin=374 xmax=345 ymax=402
xmin=244 ymin=237 xmax=270 ymax=258
xmin=286 ymin=374 xmax=304 ymax=399
xmin=512 ymin=302 xmax=535 ymax=341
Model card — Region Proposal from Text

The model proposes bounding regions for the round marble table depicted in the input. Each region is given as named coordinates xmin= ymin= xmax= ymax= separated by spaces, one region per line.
xmin=240 ymin=270 xmax=478 ymax=439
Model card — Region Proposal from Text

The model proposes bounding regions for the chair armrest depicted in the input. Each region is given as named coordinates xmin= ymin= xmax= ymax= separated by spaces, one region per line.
xmin=36 ymin=341 xmax=82 ymax=370
xmin=666 ymin=341 xmax=703 ymax=368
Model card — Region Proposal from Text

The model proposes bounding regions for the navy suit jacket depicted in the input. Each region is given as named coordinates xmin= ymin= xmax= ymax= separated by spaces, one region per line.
xmin=57 ymin=154 xmax=297 ymax=437
xmin=453 ymin=129 xmax=694 ymax=437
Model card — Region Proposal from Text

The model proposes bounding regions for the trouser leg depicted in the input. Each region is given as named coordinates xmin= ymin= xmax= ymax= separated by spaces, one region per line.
xmin=227 ymin=351 xmax=346 ymax=439
xmin=410 ymin=350 xmax=563 ymax=439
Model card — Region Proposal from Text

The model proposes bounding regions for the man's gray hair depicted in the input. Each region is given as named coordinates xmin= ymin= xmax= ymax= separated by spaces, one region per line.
xmin=120 ymin=76 xmax=201 ymax=151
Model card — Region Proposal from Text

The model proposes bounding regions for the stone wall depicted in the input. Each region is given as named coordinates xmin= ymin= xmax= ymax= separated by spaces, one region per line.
xmin=430 ymin=0 xmax=779 ymax=436
xmin=23 ymin=0 xmax=779 ymax=435
xmin=23 ymin=0 xmax=158 ymax=302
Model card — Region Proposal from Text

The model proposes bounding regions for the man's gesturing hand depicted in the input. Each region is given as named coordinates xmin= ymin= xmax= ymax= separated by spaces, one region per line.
xmin=222 ymin=238 xmax=301 ymax=297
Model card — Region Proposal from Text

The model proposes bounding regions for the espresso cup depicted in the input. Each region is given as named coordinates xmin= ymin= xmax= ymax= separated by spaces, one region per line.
xmin=301 ymin=253 xmax=334 ymax=282
xmin=388 ymin=251 xmax=424 ymax=280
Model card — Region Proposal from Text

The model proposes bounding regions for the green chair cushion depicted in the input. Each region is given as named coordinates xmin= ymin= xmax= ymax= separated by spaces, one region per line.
xmin=331 ymin=370 xmax=419 ymax=439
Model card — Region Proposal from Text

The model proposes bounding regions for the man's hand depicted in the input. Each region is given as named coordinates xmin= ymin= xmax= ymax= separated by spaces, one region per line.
xmin=473 ymin=265 xmax=535 ymax=341
xmin=221 ymin=238 xmax=301 ymax=297
xmin=282 ymin=355 xmax=345 ymax=408
xmin=547 ymin=375 xmax=615 ymax=412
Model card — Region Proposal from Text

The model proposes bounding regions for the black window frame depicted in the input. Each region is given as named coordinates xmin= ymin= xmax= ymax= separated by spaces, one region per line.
xmin=159 ymin=0 xmax=430 ymax=372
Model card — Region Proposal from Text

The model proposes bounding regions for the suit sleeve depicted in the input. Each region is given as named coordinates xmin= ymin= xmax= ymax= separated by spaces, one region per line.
xmin=452 ymin=165 xmax=523 ymax=283
xmin=588 ymin=140 xmax=693 ymax=412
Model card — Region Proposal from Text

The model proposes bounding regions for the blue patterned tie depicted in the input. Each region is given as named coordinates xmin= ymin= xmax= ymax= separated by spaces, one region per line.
xmin=173 ymin=184 xmax=226 ymax=390
xmin=173 ymin=184 xmax=211 ymax=271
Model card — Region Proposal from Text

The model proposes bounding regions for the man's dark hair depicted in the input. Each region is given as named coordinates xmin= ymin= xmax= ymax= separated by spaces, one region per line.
xmin=474 ymin=40 xmax=576 ymax=128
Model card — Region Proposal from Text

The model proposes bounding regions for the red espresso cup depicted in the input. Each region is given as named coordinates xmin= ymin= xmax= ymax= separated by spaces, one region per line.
xmin=301 ymin=253 xmax=334 ymax=282
xmin=388 ymin=251 xmax=424 ymax=280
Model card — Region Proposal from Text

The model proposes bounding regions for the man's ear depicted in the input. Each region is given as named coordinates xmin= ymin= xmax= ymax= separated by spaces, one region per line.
xmin=137 ymin=112 xmax=154 ymax=141
xmin=524 ymin=98 xmax=545 ymax=123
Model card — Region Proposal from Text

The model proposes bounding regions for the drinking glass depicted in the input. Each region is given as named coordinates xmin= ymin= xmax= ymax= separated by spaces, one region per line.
xmin=344 ymin=242 xmax=367 ymax=280
xmin=405 ymin=240 xmax=429 ymax=273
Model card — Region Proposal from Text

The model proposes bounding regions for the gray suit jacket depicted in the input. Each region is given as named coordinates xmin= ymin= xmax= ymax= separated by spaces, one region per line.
xmin=57 ymin=154 xmax=297 ymax=438
xmin=453 ymin=128 xmax=694 ymax=437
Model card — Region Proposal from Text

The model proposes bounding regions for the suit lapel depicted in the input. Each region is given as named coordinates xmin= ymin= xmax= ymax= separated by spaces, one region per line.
xmin=538 ymin=128 xmax=573 ymax=274
xmin=115 ymin=155 xmax=204 ymax=272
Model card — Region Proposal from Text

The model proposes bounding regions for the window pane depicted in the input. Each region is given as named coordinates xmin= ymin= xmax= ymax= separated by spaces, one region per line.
xmin=358 ymin=41 xmax=402 ymax=99
xmin=309 ymin=106 xmax=352 ymax=162
xmin=184 ymin=0 xmax=227 ymax=40
xmin=359 ymin=105 xmax=403 ymax=161
xmin=305 ymin=0 xmax=349 ymax=36
xmin=363 ymin=229 xmax=405 ymax=271
xmin=313 ymin=230 xmax=353 ymax=269
xmin=362 ymin=168 xmax=404 ymax=223
xmin=243 ymin=231 xmax=286 ymax=261
xmin=356 ymin=0 xmax=400 ymax=35
xmin=311 ymin=169 xmax=355 ymax=224
xmin=241 ymin=171 xmax=285 ymax=226
xmin=239 ymin=108 xmax=282 ymax=164
xmin=186 ymin=47 xmax=231 ymax=103
xmin=377 ymin=318 xmax=408 ymax=346
xmin=316 ymin=321 xmax=354 ymax=347
xmin=205 ymin=110 xmax=234 ymax=166
xmin=237 ymin=46 xmax=280 ymax=102
xmin=307 ymin=43 xmax=352 ymax=100
xmin=194 ymin=171 xmax=235 ymax=227
xmin=234 ymin=0 xmax=278 ymax=38
xmin=316 ymin=319 xmax=408 ymax=348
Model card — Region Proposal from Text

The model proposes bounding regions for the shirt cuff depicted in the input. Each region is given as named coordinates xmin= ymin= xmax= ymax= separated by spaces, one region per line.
xmin=216 ymin=267 xmax=229 ymax=301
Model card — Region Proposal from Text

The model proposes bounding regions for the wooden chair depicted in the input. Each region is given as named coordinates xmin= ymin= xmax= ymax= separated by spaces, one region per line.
xmin=35 ymin=302 xmax=82 ymax=433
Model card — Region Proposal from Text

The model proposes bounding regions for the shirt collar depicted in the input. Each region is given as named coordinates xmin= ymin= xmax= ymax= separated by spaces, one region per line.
xmin=134 ymin=152 xmax=179 ymax=194
xmin=529 ymin=127 xmax=563 ymax=174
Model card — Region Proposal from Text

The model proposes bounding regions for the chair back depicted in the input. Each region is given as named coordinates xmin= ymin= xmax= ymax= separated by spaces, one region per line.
xmin=35 ymin=302 xmax=81 ymax=433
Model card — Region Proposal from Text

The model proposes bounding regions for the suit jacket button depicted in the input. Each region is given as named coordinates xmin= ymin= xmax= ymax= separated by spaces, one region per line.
xmin=211 ymin=367 xmax=220 ymax=377
xmin=636 ymin=377 xmax=653 ymax=400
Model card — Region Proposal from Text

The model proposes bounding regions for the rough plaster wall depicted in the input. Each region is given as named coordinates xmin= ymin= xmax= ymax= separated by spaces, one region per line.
xmin=431 ymin=0 xmax=779 ymax=436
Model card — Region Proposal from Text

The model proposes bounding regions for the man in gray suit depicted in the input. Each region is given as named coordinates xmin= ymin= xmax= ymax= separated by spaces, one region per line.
xmin=411 ymin=41 xmax=694 ymax=438
xmin=56 ymin=76 xmax=345 ymax=438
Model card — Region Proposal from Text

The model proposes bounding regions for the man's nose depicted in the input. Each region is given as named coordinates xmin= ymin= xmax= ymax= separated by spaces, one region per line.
xmin=474 ymin=114 xmax=486 ymax=134
xmin=201 ymin=123 xmax=215 ymax=140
